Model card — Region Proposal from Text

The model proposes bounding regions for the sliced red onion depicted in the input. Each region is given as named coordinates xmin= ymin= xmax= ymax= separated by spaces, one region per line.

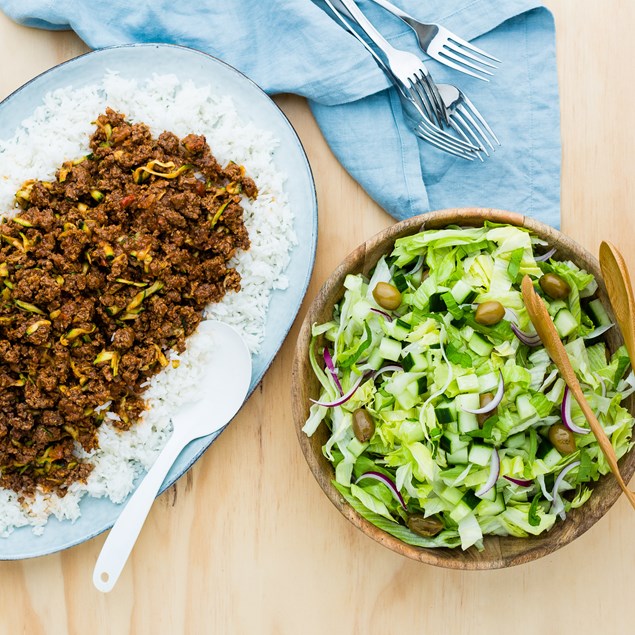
xmin=323 ymin=347 xmax=343 ymax=395
xmin=561 ymin=386 xmax=590 ymax=434
xmin=504 ymin=476 xmax=533 ymax=487
xmin=370 ymin=307 xmax=393 ymax=322
xmin=476 ymin=448 xmax=500 ymax=497
xmin=582 ymin=323 xmax=614 ymax=340
xmin=535 ymin=247 xmax=557 ymax=262
xmin=462 ymin=371 xmax=504 ymax=415
xmin=356 ymin=471 xmax=407 ymax=510
xmin=510 ymin=322 xmax=542 ymax=347
xmin=550 ymin=460 xmax=581 ymax=519
xmin=310 ymin=372 xmax=367 ymax=408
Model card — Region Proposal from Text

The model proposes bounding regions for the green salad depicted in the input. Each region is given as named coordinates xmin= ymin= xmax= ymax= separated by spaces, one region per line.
xmin=303 ymin=223 xmax=635 ymax=550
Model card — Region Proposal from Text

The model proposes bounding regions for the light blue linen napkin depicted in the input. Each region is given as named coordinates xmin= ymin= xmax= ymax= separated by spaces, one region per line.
xmin=0 ymin=0 xmax=561 ymax=226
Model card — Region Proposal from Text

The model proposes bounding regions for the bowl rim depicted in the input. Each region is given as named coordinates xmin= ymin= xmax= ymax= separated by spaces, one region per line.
xmin=292 ymin=207 xmax=635 ymax=570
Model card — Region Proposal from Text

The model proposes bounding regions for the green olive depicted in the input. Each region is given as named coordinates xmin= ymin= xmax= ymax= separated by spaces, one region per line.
xmin=407 ymin=513 xmax=444 ymax=537
xmin=372 ymin=282 xmax=402 ymax=311
xmin=352 ymin=408 xmax=375 ymax=443
xmin=539 ymin=273 xmax=571 ymax=300
xmin=548 ymin=423 xmax=576 ymax=454
xmin=474 ymin=300 xmax=506 ymax=325
xmin=477 ymin=392 xmax=496 ymax=427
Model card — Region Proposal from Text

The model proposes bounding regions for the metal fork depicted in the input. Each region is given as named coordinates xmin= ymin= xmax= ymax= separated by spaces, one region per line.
xmin=437 ymin=84 xmax=500 ymax=160
xmin=324 ymin=0 xmax=480 ymax=160
xmin=368 ymin=0 xmax=501 ymax=81
xmin=335 ymin=0 xmax=448 ymax=127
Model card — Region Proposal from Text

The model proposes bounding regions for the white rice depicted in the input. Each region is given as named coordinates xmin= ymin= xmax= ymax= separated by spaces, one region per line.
xmin=0 ymin=73 xmax=297 ymax=536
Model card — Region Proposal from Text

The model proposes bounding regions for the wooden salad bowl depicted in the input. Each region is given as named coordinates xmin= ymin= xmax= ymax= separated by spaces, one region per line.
xmin=291 ymin=208 xmax=635 ymax=570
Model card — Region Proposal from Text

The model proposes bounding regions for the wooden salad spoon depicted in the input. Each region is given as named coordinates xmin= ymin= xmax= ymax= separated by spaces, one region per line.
xmin=521 ymin=275 xmax=635 ymax=511
xmin=599 ymin=241 xmax=635 ymax=373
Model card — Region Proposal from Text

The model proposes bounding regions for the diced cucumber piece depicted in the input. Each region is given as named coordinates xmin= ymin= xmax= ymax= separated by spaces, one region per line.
xmin=462 ymin=489 xmax=481 ymax=509
xmin=476 ymin=484 xmax=498 ymax=502
xmin=445 ymin=431 xmax=469 ymax=453
xmin=554 ymin=308 xmax=578 ymax=338
xmin=476 ymin=493 xmax=506 ymax=516
xmin=447 ymin=447 xmax=469 ymax=465
xmin=384 ymin=372 xmax=420 ymax=409
xmin=440 ymin=486 xmax=464 ymax=506
xmin=542 ymin=446 xmax=563 ymax=468
xmin=428 ymin=290 xmax=449 ymax=312
xmin=451 ymin=279 xmax=476 ymax=304
xmin=396 ymin=391 xmax=418 ymax=410
xmin=588 ymin=298 xmax=611 ymax=327
xmin=348 ymin=438 xmax=368 ymax=457
xmin=477 ymin=371 xmax=499 ymax=393
xmin=468 ymin=444 xmax=492 ymax=467
xmin=547 ymin=299 xmax=568 ymax=318
xmin=456 ymin=373 xmax=480 ymax=393
xmin=468 ymin=332 xmax=494 ymax=357
xmin=390 ymin=321 xmax=410 ymax=341
xmin=435 ymin=402 xmax=456 ymax=424
xmin=379 ymin=337 xmax=402 ymax=362
xmin=392 ymin=272 xmax=408 ymax=292
xmin=456 ymin=393 xmax=479 ymax=432
xmin=366 ymin=347 xmax=384 ymax=371
xmin=449 ymin=499 xmax=472 ymax=523
xmin=516 ymin=394 xmax=537 ymax=422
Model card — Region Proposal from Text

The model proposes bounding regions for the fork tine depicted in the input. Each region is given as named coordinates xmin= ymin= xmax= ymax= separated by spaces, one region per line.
xmin=459 ymin=93 xmax=501 ymax=146
xmin=409 ymin=80 xmax=438 ymax=125
xmin=415 ymin=108 xmax=480 ymax=153
xmin=452 ymin=111 xmax=489 ymax=157
xmin=444 ymin=33 xmax=502 ymax=64
xmin=444 ymin=39 xmax=499 ymax=69
xmin=414 ymin=125 xmax=475 ymax=160
xmin=454 ymin=108 xmax=492 ymax=154
xmin=449 ymin=119 xmax=484 ymax=162
xmin=439 ymin=46 xmax=495 ymax=78
xmin=410 ymin=77 xmax=444 ymax=129
xmin=430 ymin=55 xmax=490 ymax=82
xmin=457 ymin=104 xmax=496 ymax=151
xmin=418 ymin=72 xmax=449 ymax=126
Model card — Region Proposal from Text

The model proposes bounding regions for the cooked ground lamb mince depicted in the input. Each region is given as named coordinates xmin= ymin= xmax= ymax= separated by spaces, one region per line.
xmin=0 ymin=108 xmax=254 ymax=496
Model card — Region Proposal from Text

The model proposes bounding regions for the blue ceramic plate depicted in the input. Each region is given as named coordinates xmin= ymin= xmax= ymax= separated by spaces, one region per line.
xmin=0 ymin=44 xmax=317 ymax=559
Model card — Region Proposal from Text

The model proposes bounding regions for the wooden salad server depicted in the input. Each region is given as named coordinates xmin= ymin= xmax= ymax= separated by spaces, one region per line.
xmin=599 ymin=241 xmax=635 ymax=373
xmin=521 ymin=275 xmax=635 ymax=511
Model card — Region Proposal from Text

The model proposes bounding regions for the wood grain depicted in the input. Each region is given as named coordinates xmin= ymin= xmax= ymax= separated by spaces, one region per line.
xmin=0 ymin=2 xmax=634 ymax=633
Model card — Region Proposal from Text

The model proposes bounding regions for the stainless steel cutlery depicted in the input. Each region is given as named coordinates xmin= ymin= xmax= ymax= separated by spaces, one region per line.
xmin=322 ymin=0 xmax=500 ymax=160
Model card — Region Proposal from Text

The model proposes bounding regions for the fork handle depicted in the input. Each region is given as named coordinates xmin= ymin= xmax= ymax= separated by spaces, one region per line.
xmin=368 ymin=0 xmax=411 ymax=21
xmin=335 ymin=0 xmax=402 ymax=57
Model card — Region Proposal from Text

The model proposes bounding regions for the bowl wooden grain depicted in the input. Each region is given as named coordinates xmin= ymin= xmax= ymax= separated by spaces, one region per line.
xmin=292 ymin=208 xmax=635 ymax=569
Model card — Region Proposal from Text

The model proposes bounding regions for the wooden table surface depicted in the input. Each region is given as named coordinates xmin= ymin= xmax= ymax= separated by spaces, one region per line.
xmin=1 ymin=3 xmax=634 ymax=633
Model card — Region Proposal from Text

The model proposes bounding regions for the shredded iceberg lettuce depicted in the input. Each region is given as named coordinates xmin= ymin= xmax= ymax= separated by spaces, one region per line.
xmin=304 ymin=224 xmax=634 ymax=550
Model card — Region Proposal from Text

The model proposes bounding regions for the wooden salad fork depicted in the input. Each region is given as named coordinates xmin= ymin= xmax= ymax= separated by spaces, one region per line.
xmin=521 ymin=275 xmax=635 ymax=511
xmin=599 ymin=241 xmax=635 ymax=372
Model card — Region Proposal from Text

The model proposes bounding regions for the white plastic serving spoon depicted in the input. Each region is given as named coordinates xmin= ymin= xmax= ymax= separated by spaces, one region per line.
xmin=93 ymin=320 xmax=252 ymax=592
